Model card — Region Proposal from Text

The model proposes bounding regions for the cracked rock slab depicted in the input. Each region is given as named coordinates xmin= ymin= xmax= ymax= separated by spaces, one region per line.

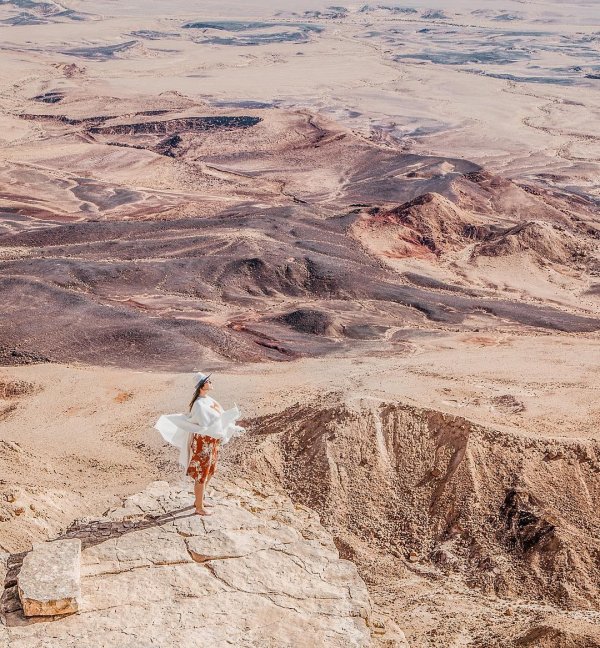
xmin=185 ymin=527 xmax=284 ymax=562
xmin=17 ymin=539 xmax=82 ymax=617
xmin=5 ymin=480 xmax=372 ymax=646
xmin=81 ymin=526 xmax=193 ymax=577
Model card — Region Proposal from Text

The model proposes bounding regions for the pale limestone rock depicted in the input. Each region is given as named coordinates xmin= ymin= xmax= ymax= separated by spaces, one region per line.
xmin=185 ymin=527 xmax=284 ymax=562
xmin=201 ymin=499 xmax=263 ymax=532
xmin=117 ymin=480 xmax=192 ymax=517
xmin=5 ymin=480 xmax=373 ymax=647
xmin=0 ymin=550 xmax=9 ymax=630
xmin=144 ymin=480 xmax=172 ymax=497
xmin=208 ymin=543 xmax=370 ymax=619
xmin=370 ymin=616 xmax=410 ymax=646
xmin=81 ymin=526 xmax=192 ymax=577
xmin=121 ymin=491 xmax=165 ymax=515
xmin=17 ymin=539 xmax=81 ymax=617
xmin=0 ymin=551 xmax=9 ymax=586
xmin=104 ymin=503 xmax=144 ymax=520
xmin=167 ymin=513 xmax=206 ymax=537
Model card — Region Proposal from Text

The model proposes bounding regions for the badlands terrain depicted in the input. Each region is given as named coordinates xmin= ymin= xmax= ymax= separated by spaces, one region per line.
xmin=0 ymin=0 xmax=599 ymax=645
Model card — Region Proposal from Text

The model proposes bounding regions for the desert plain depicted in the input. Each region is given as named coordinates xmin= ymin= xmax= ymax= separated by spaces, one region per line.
xmin=0 ymin=0 xmax=599 ymax=645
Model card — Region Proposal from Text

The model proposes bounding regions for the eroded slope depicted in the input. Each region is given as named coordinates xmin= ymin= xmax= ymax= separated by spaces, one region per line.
xmin=225 ymin=395 xmax=600 ymax=646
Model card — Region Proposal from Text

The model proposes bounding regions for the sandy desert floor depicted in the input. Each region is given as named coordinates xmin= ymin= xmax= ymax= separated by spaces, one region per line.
xmin=0 ymin=0 xmax=599 ymax=645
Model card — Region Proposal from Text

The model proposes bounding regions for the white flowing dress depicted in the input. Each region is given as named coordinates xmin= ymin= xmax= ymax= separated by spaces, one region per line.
xmin=154 ymin=395 xmax=245 ymax=470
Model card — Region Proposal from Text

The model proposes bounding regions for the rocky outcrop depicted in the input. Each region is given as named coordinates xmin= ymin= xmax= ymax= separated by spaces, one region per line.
xmin=276 ymin=308 xmax=341 ymax=336
xmin=89 ymin=116 xmax=261 ymax=136
xmin=18 ymin=539 xmax=81 ymax=616
xmin=33 ymin=91 xmax=64 ymax=104
xmin=474 ymin=220 xmax=586 ymax=264
xmin=514 ymin=617 xmax=600 ymax=647
xmin=1 ymin=479 xmax=378 ymax=647
xmin=353 ymin=193 xmax=487 ymax=259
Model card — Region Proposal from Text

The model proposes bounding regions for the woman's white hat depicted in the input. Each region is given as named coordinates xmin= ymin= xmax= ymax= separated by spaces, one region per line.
xmin=194 ymin=372 xmax=212 ymax=389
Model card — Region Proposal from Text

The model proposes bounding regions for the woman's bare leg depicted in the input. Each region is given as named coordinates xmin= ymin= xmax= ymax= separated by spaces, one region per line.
xmin=194 ymin=480 xmax=212 ymax=516
xmin=203 ymin=473 xmax=215 ymax=506
xmin=202 ymin=445 xmax=219 ymax=507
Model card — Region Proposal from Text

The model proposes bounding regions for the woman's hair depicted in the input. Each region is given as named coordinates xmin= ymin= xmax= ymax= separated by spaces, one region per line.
xmin=189 ymin=384 xmax=203 ymax=411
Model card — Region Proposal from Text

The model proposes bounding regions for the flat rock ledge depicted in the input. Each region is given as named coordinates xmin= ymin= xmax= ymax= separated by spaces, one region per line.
xmin=0 ymin=478 xmax=378 ymax=647
xmin=18 ymin=538 xmax=81 ymax=617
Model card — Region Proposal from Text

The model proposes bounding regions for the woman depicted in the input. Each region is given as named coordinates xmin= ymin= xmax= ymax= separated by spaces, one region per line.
xmin=154 ymin=372 xmax=245 ymax=515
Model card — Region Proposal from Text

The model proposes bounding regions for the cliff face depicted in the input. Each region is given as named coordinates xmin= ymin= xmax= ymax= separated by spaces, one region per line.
xmin=0 ymin=479 xmax=397 ymax=647
xmin=230 ymin=395 xmax=599 ymax=598
xmin=224 ymin=395 xmax=600 ymax=646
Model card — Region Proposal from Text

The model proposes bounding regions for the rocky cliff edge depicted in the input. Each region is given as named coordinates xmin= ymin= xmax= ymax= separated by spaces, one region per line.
xmin=0 ymin=478 xmax=405 ymax=647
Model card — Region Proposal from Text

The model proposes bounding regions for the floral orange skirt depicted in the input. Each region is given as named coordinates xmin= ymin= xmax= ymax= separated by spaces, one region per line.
xmin=186 ymin=434 xmax=220 ymax=483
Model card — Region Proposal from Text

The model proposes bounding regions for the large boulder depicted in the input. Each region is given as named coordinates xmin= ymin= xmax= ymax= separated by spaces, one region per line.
xmin=17 ymin=539 xmax=81 ymax=616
